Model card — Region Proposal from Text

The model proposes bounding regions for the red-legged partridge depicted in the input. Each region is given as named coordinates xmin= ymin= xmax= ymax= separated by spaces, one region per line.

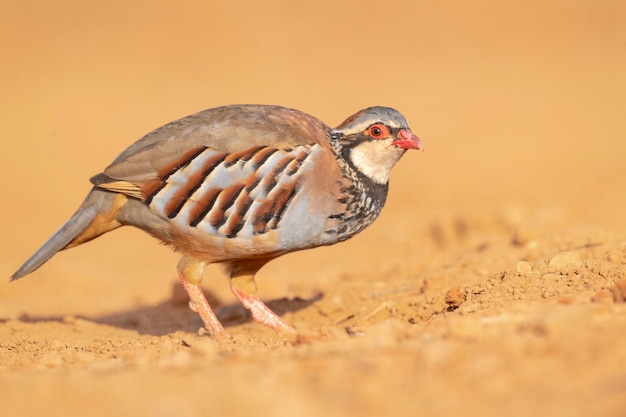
xmin=12 ymin=105 xmax=423 ymax=336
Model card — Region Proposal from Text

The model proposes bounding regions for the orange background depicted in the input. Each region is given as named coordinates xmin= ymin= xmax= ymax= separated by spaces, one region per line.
xmin=1 ymin=1 xmax=625 ymax=416
xmin=3 ymin=0 xmax=624 ymax=286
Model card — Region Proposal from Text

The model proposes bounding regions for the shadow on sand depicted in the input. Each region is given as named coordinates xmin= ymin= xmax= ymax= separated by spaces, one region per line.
xmin=13 ymin=290 xmax=323 ymax=336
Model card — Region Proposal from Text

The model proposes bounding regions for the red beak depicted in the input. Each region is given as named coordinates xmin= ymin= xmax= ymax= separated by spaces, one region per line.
xmin=393 ymin=129 xmax=424 ymax=151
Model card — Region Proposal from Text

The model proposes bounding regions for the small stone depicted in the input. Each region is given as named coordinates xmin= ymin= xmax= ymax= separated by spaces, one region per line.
xmin=516 ymin=261 xmax=533 ymax=273
xmin=445 ymin=286 xmax=466 ymax=309
xmin=548 ymin=251 xmax=582 ymax=272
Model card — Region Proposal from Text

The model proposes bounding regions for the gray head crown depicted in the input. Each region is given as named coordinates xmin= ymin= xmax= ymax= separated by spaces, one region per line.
xmin=332 ymin=106 xmax=410 ymax=138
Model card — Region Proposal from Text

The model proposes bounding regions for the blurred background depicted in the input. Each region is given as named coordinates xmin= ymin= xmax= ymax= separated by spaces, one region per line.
xmin=1 ymin=0 xmax=625 ymax=313
xmin=1 ymin=2 xmax=626 ymax=416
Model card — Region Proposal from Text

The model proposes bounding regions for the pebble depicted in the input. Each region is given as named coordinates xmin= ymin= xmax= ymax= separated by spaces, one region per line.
xmin=445 ymin=286 xmax=466 ymax=309
xmin=548 ymin=251 xmax=582 ymax=272
xmin=516 ymin=261 xmax=533 ymax=273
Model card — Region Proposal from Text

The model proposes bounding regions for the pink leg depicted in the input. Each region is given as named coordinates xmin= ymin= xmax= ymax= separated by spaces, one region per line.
xmin=178 ymin=273 xmax=224 ymax=336
xmin=230 ymin=279 xmax=295 ymax=334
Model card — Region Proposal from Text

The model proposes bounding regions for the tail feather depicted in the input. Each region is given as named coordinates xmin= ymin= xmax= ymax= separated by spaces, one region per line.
xmin=10 ymin=189 xmax=123 ymax=281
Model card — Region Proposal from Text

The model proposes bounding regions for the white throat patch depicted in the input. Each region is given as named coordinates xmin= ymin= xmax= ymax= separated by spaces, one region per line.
xmin=349 ymin=140 xmax=404 ymax=184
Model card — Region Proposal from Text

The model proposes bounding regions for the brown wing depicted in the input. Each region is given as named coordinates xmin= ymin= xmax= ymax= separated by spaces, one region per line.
xmin=99 ymin=105 xmax=330 ymax=184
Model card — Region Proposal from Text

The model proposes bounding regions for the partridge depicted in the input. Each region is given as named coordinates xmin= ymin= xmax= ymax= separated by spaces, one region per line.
xmin=11 ymin=105 xmax=423 ymax=336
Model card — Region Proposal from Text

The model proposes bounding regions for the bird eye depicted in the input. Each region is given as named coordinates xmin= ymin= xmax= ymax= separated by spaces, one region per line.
xmin=367 ymin=124 xmax=389 ymax=139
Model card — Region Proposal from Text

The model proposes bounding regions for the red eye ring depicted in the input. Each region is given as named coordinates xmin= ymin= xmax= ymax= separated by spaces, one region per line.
xmin=367 ymin=123 xmax=390 ymax=139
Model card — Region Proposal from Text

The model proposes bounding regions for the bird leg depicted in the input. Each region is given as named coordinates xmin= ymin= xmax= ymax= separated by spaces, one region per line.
xmin=229 ymin=263 xmax=295 ymax=334
xmin=177 ymin=256 xmax=225 ymax=336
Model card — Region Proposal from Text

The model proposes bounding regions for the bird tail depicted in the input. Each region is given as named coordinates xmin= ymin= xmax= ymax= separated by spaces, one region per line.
xmin=10 ymin=188 xmax=125 ymax=281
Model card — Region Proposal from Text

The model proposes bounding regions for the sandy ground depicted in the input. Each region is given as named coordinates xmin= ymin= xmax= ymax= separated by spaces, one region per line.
xmin=1 ymin=1 xmax=625 ymax=416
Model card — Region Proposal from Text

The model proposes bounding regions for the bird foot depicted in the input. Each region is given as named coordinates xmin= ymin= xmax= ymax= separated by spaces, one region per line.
xmin=178 ymin=274 xmax=225 ymax=337
xmin=231 ymin=287 xmax=295 ymax=334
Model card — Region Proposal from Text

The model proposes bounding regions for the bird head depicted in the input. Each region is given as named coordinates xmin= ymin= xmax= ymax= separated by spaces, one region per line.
xmin=331 ymin=107 xmax=423 ymax=184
